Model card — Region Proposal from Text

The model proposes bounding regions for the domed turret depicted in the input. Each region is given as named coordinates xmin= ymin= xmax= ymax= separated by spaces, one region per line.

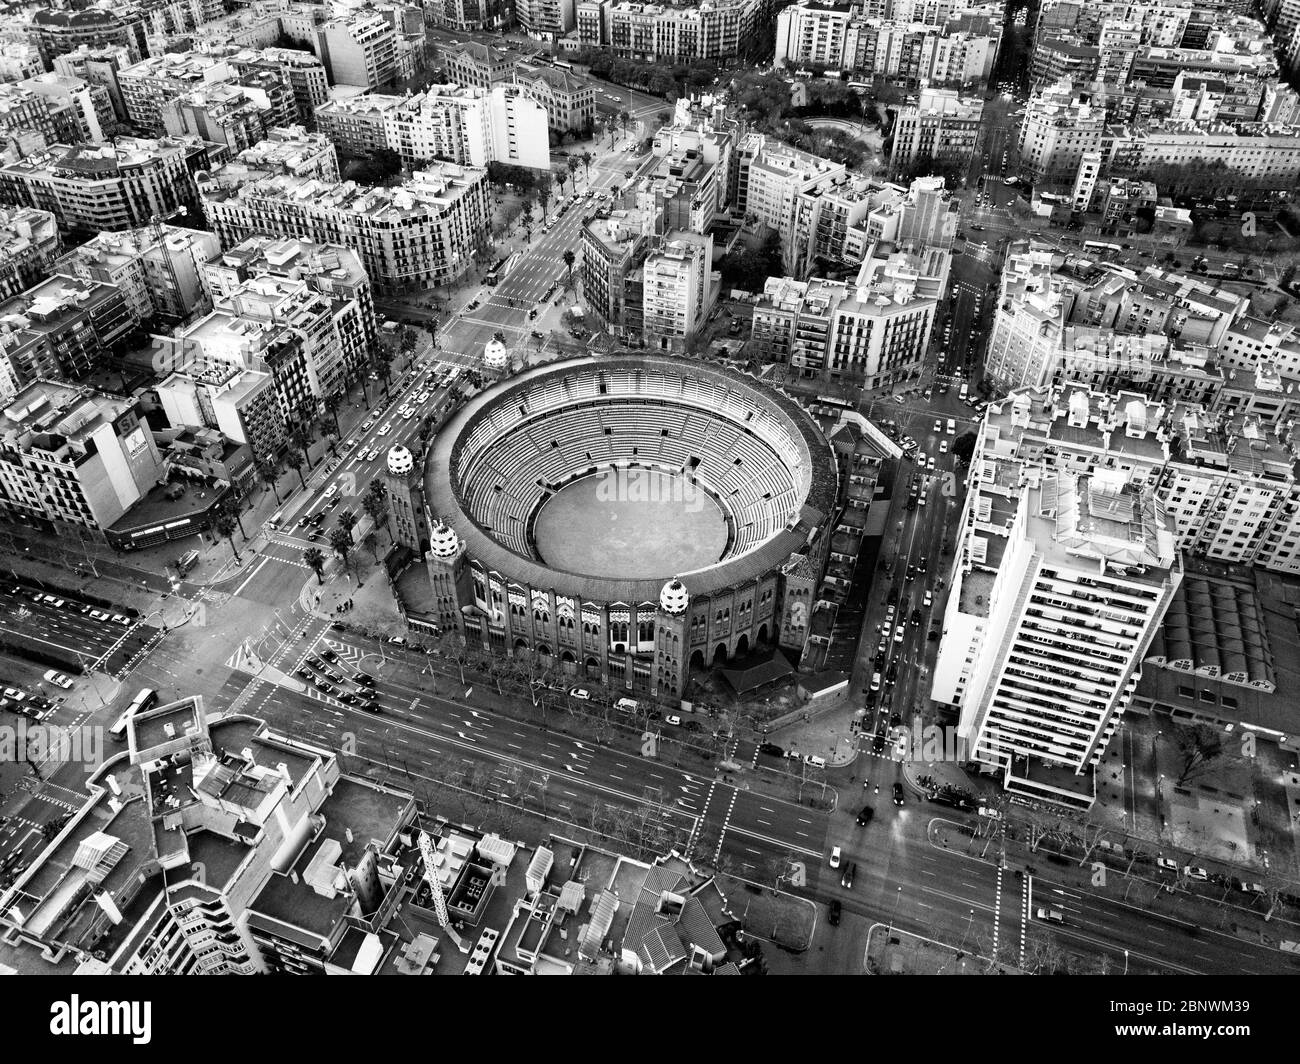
xmin=387 ymin=445 xmax=414 ymax=476
xmin=429 ymin=521 xmax=460 ymax=559
xmin=483 ymin=336 xmax=508 ymax=370
xmin=659 ymin=578 xmax=689 ymax=615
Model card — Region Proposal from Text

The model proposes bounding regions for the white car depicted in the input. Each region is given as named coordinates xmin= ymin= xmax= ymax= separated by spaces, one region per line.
xmin=665 ymin=714 xmax=682 ymax=726
xmin=870 ymin=672 xmax=881 ymax=692
xmin=43 ymin=670 xmax=73 ymax=689
xmin=112 ymin=614 xmax=131 ymax=626
xmin=1035 ymin=908 xmax=1063 ymax=923
xmin=829 ymin=846 xmax=842 ymax=869
xmin=2 ymin=687 xmax=26 ymax=701
xmin=568 ymin=686 xmax=591 ymax=700
xmin=378 ymin=422 xmax=392 ymax=436
xmin=927 ymin=455 xmax=936 ymax=471
xmin=939 ymin=440 xmax=948 ymax=454
xmin=89 ymin=609 xmax=110 ymax=621
xmin=894 ymin=625 xmax=905 ymax=644
xmin=1183 ymin=866 xmax=1209 ymax=881
xmin=416 ymin=391 xmax=431 ymax=404
xmin=401 ymin=408 xmax=415 ymax=420
xmin=323 ymin=483 xmax=338 ymax=499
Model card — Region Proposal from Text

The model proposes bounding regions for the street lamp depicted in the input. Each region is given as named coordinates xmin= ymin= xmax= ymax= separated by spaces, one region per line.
xmin=888 ymin=885 xmax=902 ymax=932
xmin=1123 ymin=949 xmax=1129 ymax=975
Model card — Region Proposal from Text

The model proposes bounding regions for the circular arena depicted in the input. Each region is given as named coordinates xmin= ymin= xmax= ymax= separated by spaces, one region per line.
xmin=424 ymin=356 xmax=838 ymax=697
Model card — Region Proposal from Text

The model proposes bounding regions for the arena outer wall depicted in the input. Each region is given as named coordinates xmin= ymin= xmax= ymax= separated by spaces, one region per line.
xmin=423 ymin=355 xmax=839 ymax=701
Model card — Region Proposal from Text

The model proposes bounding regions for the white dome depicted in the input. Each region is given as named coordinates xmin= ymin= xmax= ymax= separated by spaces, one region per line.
xmin=387 ymin=445 xmax=414 ymax=475
xmin=483 ymin=337 xmax=508 ymax=369
xmin=429 ymin=521 xmax=459 ymax=559
xmin=659 ymin=578 xmax=689 ymax=615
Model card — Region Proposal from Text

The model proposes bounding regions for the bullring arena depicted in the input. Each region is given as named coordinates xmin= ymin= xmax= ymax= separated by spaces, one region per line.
xmin=424 ymin=355 xmax=839 ymax=699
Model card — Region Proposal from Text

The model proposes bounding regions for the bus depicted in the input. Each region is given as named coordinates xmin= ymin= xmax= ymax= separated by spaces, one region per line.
xmin=485 ymin=252 xmax=516 ymax=286
xmin=1083 ymin=240 xmax=1122 ymax=255
xmin=109 ymin=687 xmax=158 ymax=742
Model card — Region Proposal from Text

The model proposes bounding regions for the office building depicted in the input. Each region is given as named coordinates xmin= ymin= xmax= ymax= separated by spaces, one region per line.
xmin=438 ymin=40 xmax=516 ymax=90
xmin=517 ymin=0 xmax=578 ymax=39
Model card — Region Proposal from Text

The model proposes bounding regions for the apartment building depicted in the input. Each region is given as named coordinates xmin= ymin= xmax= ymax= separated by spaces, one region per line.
xmin=319 ymin=12 xmax=401 ymax=90
xmin=932 ymin=441 xmax=1182 ymax=807
xmin=314 ymin=92 xmax=407 ymax=154
xmin=738 ymin=133 xmax=846 ymax=230
xmin=888 ymin=86 xmax=983 ymax=178
xmin=582 ymin=0 xmax=763 ymax=62
xmin=55 ymin=225 xmax=221 ymax=326
xmin=0 ymin=136 xmax=226 ymax=235
xmin=1109 ymin=119 xmax=1300 ymax=193
xmin=512 ymin=62 xmax=596 ymax=134
xmin=428 ymin=0 xmax=514 ymax=32
xmin=1017 ymin=80 xmax=1108 ymax=184
xmin=0 ymin=208 xmax=61 ymax=305
xmin=202 ymin=233 xmax=378 ymax=385
xmin=380 ymin=83 xmax=549 ymax=170
xmin=217 ymin=46 xmax=332 ymax=126
xmin=0 ymin=75 xmax=112 ymax=147
xmin=751 ymin=257 xmax=939 ymax=392
xmin=642 ymin=231 xmax=715 ymax=351
xmin=199 ymin=161 xmax=490 ymax=295
xmin=119 ymin=52 xmax=240 ymax=134
xmin=0 ymin=696 xmax=423 ymax=974
xmin=0 ymin=380 xmax=164 ymax=533
xmin=0 ymin=39 xmax=43 ymax=83
xmin=652 ymin=95 xmax=743 ymax=213
xmin=51 ymin=44 xmax=135 ymax=125
xmin=0 ymin=274 xmax=136 ymax=398
xmin=28 ymin=8 xmax=144 ymax=70
xmin=517 ymin=0 xmax=578 ymax=39
xmin=223 ymin=125 xmax=340 ymax=180
xmin=580 ymin=204 xmax=655 ymax=336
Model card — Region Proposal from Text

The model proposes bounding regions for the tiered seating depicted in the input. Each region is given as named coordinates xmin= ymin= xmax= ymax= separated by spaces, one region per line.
xmin=455 ymin=378 xmax=810 ymax=562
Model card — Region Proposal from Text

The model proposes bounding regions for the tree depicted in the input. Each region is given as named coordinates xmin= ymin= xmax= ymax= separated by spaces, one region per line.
xmin=554 ymin=166 xmax=568 ymax=197
xmin=580 ymin=149 xmax=593 ymax=180
xmin=567 ymin=154 xmax=580 ymax=186
xmin=1174 ymin=723 xmax=1225 ymax=786
xmin=618 ymin=110 xmax=631 ymax=141
xmin=291 ymin=410 xmax=318 ymax=469
xmin=336 ymin=509 xmax=358 ymax=541
xmin=519 ymin=199 xmax=534 ymax=236
xmin=284 ymin=445 xmax=307 ymax=491
xmin=303 ymin=546 xmax=325 ymax=584
xmin=214 ymin=513 xmax=241 ymax=563
xmin=371 ymin=344 xmax=394 ymax=401
xmin=562 ymin=248 xmax=576 ymax=289
xmin=258 ymin=459 xmax=281 ymax=504
xmin=363 ymin=479 xmax=389 ymax=538
xmin=951 ymin=431 xmax=977 ymax=464
xmin=536 ymin=174 xmax=552 ymax=222
xmin=328 ymin=526 xmax=353 ymax=572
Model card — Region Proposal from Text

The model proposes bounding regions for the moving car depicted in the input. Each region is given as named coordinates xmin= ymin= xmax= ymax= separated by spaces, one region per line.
xmin=1035 ymin=908 xmax=1063 ymax=923
xmin=841 ymin=861 xmax=856 ymax=889
xmin=828 ymin=899 xmax=842 ymax=926
xmin=856 ymin=805 xmax=874 ymax=826
xmin=870 ymin=671 xmax=882 ymax=692
xmin=893 ymin=782 xmax=905 ymax=806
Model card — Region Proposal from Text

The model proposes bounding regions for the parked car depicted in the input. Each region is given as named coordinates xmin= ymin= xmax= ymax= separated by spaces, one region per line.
xmin=758 ymin=742 xmax=784 ymax=757
xmin=43 ymin=670 xmax=73 ymax=689
xmin=828 ymin=899 xmax=842 ymax=926
xmin=568 ymin=686 xmax=591 ymax=700
xmin=665 ymin=714 xmax=682 ymax=726
xmin=829 ymin=846 xmax=842 ymax=869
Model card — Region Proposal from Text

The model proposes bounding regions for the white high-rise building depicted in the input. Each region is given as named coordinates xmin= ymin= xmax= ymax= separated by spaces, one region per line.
xmin=933 ymin=420 xmax=1183 ymax=808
